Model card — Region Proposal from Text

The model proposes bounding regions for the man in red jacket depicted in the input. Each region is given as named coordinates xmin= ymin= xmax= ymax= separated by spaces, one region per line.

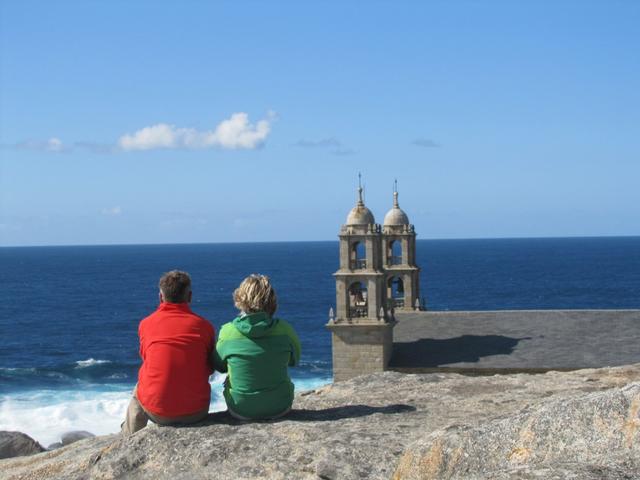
xmin=121 ymin=270 xmax=215 ymax=435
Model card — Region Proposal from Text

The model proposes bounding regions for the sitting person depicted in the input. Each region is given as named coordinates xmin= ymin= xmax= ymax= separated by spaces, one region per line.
xmin=122 ymin=270 xmax=215 ymax=435
xmin=215 ymin=274 xmax=301 ymax=420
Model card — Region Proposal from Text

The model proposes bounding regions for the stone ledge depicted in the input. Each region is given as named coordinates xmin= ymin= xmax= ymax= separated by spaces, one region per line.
xmin=3 ymin=364 xmax=640 ymax=479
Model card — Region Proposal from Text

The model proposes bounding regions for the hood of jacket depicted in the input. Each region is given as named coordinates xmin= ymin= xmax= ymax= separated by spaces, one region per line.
xmin=232 ymin=311 xmax=277 ymax=338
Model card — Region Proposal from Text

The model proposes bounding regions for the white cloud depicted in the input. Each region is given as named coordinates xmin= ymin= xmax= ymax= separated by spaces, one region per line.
xmin=294 ymin=137 xmax=342 ymax=148
xmin=160 ymin=217 xmax=208 ymax=228
xmin=9 ymin=137 xmax=68 ymax=152
xmin=73 ymin=142 xmax=115 ymax=154
xmin=6 ymin=112 xmax=273 ymax=155
xmin=101 ymin=206 xmax=122 ymax=216
xmin=233 ymin=218 xmax=249 ymax=229
xmin=118 ymin=112 xmax=273 ymax=151
xmin=332 ymin=147 xmax=356 ymax=156
xmin=0 ymin=223 xmax=22 ymax=231
xmin=412 ymin=138 xmax=441 ymax=148
xmin=292 ymin=136 xmax=356 ymax=156
xmin=4 ymin=138 xmax=118 ymax=154
xmin=46 ymin=138 xmax=64 ymax=152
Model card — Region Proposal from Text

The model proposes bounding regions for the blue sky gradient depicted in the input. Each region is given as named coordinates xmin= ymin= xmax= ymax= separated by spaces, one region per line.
xmin=1 ymin=1 xmax=638 ymax=246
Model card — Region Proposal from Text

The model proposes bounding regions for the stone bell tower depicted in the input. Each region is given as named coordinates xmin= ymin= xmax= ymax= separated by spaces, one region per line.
xmin=326 ymin=176 xmax=396 ymax=382
xmin=381 ymin=181 xmax=421 ymax=311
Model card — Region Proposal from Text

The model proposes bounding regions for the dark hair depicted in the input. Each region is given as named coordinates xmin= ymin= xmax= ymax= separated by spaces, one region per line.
xmin=159 ymin=270 xmax=192 ymax=303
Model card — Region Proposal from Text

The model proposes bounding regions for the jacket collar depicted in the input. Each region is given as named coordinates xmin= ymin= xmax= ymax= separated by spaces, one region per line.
xmin=232 ymin=311 xmax=276 ymax=337
xmin=158 ymin=302 xmax=192 ymax=313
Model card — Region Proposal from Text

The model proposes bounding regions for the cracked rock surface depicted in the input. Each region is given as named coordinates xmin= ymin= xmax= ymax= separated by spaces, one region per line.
xmin=1 ymin=364 xmax=639 ymax=479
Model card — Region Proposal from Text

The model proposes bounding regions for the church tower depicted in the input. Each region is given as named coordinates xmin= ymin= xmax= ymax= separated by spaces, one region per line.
xmin=381 ymin=181 xmax=421 ymax=311
xmin=326 ymin=176 xmax=396 ymax=382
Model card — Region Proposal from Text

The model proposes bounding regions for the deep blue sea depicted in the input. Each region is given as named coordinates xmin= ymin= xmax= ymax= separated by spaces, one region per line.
xmin=1 ymin=237 xmax=639 ymax=445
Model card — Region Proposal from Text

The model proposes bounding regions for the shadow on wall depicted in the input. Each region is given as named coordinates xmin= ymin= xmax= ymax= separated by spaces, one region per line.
xmin=390 ymin=335 xmax=532 ymax=368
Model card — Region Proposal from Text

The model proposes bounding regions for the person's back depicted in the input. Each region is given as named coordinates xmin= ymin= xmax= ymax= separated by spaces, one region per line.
xmin=215 ymin=275 xmax=300 ymax=420
xmin=137 ymin=302 xmax=214 ymax=417
xmin=122 ymin=270 xmax=215 ymax=435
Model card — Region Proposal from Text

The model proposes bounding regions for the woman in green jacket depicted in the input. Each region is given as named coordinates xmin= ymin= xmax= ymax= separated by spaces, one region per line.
xmin=215 ymin=274 xmax=301 ymax=420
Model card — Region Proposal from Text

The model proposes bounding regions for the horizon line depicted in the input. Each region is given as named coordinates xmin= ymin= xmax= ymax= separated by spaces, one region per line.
xmin=2 ymin=233 xmax=639 ymax=249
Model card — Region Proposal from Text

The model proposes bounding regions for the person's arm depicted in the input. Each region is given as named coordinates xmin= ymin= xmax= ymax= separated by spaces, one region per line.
xmin=208 ymin=349 xmax=216 ymax=373
xmin=284 ymin=322 xmax=301 ymax=367
xmin=206 ymin=325 xmax=216 ymax=375
xmin=213 ymin=349 xmax=227 ymax=373
xmin=213 ymin=325 xmax=229 ymax=373
xmin=138 ymin=323 xmax=146 ymax=361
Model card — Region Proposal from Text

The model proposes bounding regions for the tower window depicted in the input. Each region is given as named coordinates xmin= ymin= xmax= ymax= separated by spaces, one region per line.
xmin=387 ymin=240 xmax=402 ymax=265
xmin=387 ymin=276 xmax=404 ymax=308
xmin=350 ymin=241 xmax=367 ymax=269
xmin=348 ymin=281 xmax=368 ymax=318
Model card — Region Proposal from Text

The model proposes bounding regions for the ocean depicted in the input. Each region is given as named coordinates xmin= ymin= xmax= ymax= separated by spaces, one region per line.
xmin=1 ymin=237 xmax=639 ymax=446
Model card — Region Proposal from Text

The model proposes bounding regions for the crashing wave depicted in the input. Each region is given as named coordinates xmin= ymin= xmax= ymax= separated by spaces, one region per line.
xmin=75 ymin=359 xmax=112 ymax=368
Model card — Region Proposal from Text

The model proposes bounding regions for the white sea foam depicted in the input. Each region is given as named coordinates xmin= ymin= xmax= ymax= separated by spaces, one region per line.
xmin=0 ymin=367 xmax=37 ymax=373
xmin=75 ymin=358 xmax=112 ymax=368
xmin=0 ymin=389 xmax=132 ymax=447
xmin=0 ymin=374 xmax=224 ymax=446
xmin=0 ymin=373 xmax=330 ymax=447
xmin=294 ymin=377 xmax=332 ymax=393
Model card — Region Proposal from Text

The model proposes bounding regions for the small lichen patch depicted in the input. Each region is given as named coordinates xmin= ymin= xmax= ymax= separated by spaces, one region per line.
xmin=417 ymin=438 xmax=444 ymax=478
xmin=445 ymin=446 xmax=465 ymax=476
xmin=508 ymin=447 xmax=531 ymax=463
xmin=623 ymin=396 xmax=640 ymax=448
xmin=508 ymin=418 xmax=535 ymax=464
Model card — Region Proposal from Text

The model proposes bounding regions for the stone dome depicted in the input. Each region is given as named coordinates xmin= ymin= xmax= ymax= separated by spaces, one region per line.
xmin=346 ymin=204 xmax=375 ymax=225
xmin=383 ymin=207 xmax=409 ymax=226
xmin=345 ymin=183 xmax=375 ymax=225
xmin=383 ymin=189 xmax=410 ymax=226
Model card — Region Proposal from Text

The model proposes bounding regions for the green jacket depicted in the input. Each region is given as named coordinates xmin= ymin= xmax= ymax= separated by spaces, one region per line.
xmin=215 ymin=312 xmax=301 ymax=419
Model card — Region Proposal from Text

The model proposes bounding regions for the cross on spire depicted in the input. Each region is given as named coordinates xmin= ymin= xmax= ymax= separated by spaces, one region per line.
xmin=393 ymin=179 xmax=399 ymax=208
xmin=357 ymin=172 xmax=364 ymax=206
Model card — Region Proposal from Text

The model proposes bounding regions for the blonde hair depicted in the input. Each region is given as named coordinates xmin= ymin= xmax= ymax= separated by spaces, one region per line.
xmin=233 ymin=274 xmax=277 ymax=316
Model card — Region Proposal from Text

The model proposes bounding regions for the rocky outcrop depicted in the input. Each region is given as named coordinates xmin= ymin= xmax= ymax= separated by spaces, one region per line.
xmin=1 ymin=365 xmax=639 ymax=479
xmin=0 ymin=432 xmax=45 ymax=460
xmin=394 ymin=383 xmax=640 ymax=479
xmin=46 ymin=431 xmax=97 ymax=451
xmin=60 ymin=430 xmax=95 ymax=447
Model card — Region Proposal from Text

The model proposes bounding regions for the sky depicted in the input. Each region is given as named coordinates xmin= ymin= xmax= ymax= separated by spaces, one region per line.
xmin=0 ymin=1 xmax=638 ymax=246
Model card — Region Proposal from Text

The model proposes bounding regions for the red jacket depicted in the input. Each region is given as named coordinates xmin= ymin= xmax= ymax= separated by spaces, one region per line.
xmin=136 ymin=302 xmax=215 ymax=417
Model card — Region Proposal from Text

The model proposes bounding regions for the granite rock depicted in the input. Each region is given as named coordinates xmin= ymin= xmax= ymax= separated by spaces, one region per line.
xmin=394 ymin=383 xmax=640 ymax=479
xmin=0 ymin=432 xmax=45 ymax=460
xmin=60 ymin=431 xmax=95 ymax=446
xmin=1 ymin=364 xmax=639 ymax=479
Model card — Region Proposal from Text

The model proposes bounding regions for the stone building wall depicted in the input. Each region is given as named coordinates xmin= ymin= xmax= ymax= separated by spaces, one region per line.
xmin=328 ymin=323 xmax=395 ymax=382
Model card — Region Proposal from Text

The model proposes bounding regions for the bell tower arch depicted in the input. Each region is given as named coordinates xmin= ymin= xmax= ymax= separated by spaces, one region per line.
xmin=382 ymin=181 xmax=421 ymax=311
xmin=327 ymin=176 xmax=395 ymax=381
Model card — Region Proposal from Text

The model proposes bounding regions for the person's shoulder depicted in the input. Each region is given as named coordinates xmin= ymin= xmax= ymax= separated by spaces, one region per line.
xmin=217 ymin=321 xmax=244 ymax=342
xmin=139 ymin=308 xmax=161 ymax=328
xmin=272 ymin=318 xmax=297 ymax=335
xmin=219 ymin=321 xmax=238 ymax=335
xmin=190 ymin=310 xmax=210 ymax=323
xmin=190 ymin=311 xmax=215 ymax=332
xmin=274 ymin=317 xmax=294 ymax=327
